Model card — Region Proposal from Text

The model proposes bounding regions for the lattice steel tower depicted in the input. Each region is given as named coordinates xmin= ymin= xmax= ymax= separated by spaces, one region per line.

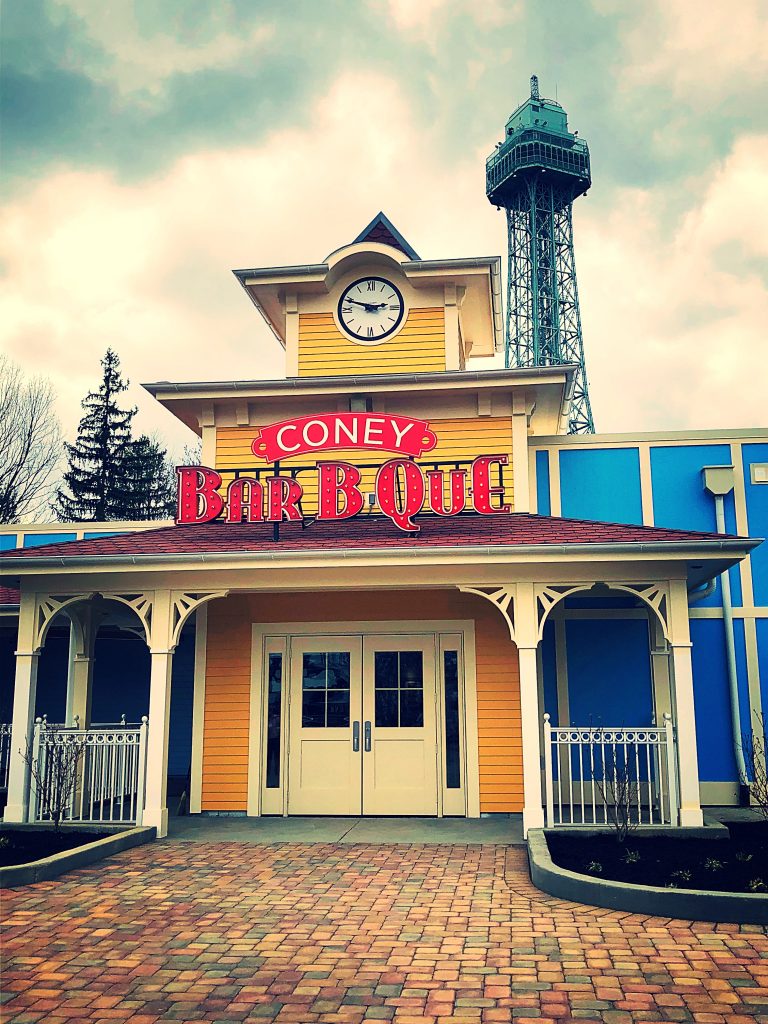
xmin=486 ymin=75 xmax=594 ymax=433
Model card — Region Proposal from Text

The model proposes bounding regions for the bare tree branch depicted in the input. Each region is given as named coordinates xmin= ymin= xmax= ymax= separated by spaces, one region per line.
xmin=0 ymin=355 xmax=62 ymax=522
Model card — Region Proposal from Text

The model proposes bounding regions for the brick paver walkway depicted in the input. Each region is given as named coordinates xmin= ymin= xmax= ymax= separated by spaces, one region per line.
xmin=1 ymin=842 xmax=767 ymax=1023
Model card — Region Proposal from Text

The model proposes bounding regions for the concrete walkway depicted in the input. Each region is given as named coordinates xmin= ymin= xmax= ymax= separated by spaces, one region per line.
xmin=2 ymin=841 xmax=767 ymax=1023
xmin=168 ymin=814 xmax=525 ymax=845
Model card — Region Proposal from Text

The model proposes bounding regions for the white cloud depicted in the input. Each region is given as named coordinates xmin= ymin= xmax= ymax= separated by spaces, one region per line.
xmin=0 ymin=72 xmax=497 ymax=452
xmin=0 ymin=65 xmax=765 ymax=466
xmin=621 ymin=0 xmax=768 ymax=97
xmin=50 ymin=1 xmax=273 ymax=95
xmin=576 ymin=134 xmax=768 ymax=432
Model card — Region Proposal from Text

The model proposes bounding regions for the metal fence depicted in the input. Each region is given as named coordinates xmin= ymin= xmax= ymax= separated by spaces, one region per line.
xmin=30 ymin=717 xmax=148 ymax=825
xmin=543 ymin=714 xmax=678 ymax=827
xmin=0 ymin=723 xmax=11 ymax=790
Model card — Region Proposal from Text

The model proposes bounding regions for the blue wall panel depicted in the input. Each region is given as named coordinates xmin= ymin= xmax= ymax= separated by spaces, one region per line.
xmin=690 ymin=619 xmax=738 ymax=782
xmin=1 ymin=626 xmax=196 ymax=784
xmin=35 ymin=636 xmax=70 ymax=721
xmin=743 ymin=443 xmax=768 ymax=607
xmin=0 ymin=628 xmax=17 ymax=720
xmin=564 ymin=618 xmax=652 ymax=726
xmin=23 ymin=533 xmax=77 ymax=548
xmin=757 ymin=619 xmax=768 ymax=716
xmin=651 ymin=444 xmax=741 ymax=607
xmin=559 ymin=448 xmax=643 ymax=524
xmin=0 ymin=535 xmax=17 ymax=551
xmin=535 ymin=450 xmax=551 ymax=516
xmin=540 ymin=619 xmax=558 ymax=723
xmin=168 ymin=625 xmax=195 ymax=779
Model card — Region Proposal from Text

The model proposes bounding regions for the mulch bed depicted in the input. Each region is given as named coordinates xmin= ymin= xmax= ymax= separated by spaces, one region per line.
xmin=0 ymin=828 xmax=111 ymax=867
xmin=547 ymin=820 xmax=768 ymax=894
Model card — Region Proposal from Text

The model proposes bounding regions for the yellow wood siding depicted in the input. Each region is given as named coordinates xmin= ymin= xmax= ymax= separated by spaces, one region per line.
xmin=297 ymin=308 xmax=446 ymax=377
xmin=214 ymin=417 xmax=514 ymax=514
xmin=201 ymin=590 xmax=522 ymax=813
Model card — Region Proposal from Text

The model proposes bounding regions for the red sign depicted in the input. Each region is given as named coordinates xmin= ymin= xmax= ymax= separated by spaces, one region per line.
xmin=252 ymin=413 xmax=438 ymax=461
xmin=176 ymin=455 xmax=510 ymax=534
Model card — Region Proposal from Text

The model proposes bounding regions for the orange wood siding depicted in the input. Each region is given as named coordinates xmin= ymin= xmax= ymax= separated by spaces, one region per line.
xmin=474 ymin=609 xmax=523 ymax=812
xmin=297 ymin=308 xmax=446 ymax=377
xmin=214 ymin=417 xmax=514 ymax=514
xmin=201 ymin=590 xmax=522 ymax=813
xmin=201 ymin=602 xmax=252 ymax=811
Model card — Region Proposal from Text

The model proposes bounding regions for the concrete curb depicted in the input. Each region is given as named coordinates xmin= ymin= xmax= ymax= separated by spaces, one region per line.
xmin=0 ymin=824 xmax=156 ymax=888
xmin=527 ymin=829 xmax=768 ymax=925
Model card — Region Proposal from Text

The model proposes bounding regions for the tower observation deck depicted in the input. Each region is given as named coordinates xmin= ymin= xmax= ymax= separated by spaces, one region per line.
xmin=487 ymin=75 xmax=594 ymax=433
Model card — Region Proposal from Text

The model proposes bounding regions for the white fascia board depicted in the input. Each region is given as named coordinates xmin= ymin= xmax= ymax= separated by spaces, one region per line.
xmin=141 ymin=366 xmax=573 ymax=401
xmin=0 ymin=537 xmax=759 ymax=576
xmin=533 ymin=427 xmax=768 ymax=445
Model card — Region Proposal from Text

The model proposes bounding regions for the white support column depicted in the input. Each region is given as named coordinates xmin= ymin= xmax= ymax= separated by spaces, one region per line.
xmin=519 ymin=645 xmax=545 ymax=834
xmin=668 ymin=579 xmax=704 ymax=827
xmin=143 ymin=590 xmax=175 ymax=838
xmin=5 ymin=593 xmax=40 ymax=823
xmin=515 ymin=582 xmax=545 ymax=834
xmin=649 ymin=616 xmax=672 ymax=724
xmin=511 ymin=391 xmax=531 ymax=512
xmin=64 ymin=608 xmax=96 ymax=727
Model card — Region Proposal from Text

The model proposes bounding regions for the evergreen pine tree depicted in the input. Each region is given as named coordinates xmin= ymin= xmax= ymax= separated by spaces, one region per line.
xmin=54 ymin=349 xmax=136 ymax=521
xmin=122 ymin=435 xmax=177 ymax=520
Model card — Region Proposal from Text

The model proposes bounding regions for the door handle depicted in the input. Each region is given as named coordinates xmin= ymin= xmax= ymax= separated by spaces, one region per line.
xmin=364 ymin=720 xmax=371 ymax=752
xmin=352 ymin=721 xmax=360 ymax=752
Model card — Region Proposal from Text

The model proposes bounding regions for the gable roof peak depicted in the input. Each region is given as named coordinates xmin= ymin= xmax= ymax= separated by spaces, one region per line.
xmin=352 ymin=212 xmax=420 ymax=260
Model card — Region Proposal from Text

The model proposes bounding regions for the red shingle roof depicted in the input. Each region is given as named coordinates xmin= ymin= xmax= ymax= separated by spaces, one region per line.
xmin=0 ymin=514 xmax=745 ymax=564
xmin=0 ymin=585 xmax=20 ymax=604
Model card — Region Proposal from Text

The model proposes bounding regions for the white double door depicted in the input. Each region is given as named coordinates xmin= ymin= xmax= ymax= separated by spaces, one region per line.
xmin=287 ymin=634 xmax=438 ymax=815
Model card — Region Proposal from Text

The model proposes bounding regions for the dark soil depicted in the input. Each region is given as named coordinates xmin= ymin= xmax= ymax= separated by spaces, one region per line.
xmin=547 ymin=822 xmax=768 ymax=894
xmin=0 ymin=828 xmax=111 ymax=867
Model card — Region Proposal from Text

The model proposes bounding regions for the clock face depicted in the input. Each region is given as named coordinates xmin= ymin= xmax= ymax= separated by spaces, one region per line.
xmin=337 ymin=277 xmax=405 ymax=343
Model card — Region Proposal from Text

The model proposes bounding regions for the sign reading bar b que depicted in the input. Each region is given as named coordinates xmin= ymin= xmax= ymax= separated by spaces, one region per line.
xmin=177 ymin=412 xmax=510 ymax=533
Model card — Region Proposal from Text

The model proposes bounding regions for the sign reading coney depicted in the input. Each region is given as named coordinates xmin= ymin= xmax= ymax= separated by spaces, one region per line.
xmin=251 ymin=412 xmax=438 ymax=461
xmin=176 ymin=413 xmax=510 ymax=534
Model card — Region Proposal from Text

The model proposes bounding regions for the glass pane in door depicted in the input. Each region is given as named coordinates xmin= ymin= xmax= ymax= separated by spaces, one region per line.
xmin=266 ymin=653 xmax=283 ymax=788
xmin=374 ymin=650 xmax=424 ymax=727
xmin=301 ymin=652 xmax=351 ymax=727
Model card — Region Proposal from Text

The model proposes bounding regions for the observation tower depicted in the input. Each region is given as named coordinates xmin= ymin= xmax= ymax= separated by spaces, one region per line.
xmin=486 ymin=75 xmax=594 ymax=433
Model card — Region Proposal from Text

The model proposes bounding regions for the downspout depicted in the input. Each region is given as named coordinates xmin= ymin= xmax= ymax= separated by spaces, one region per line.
xmin=701 ymin=465 xmax=749 ymax=798
xmin=687 ymin=578 xmax=716 ymax=603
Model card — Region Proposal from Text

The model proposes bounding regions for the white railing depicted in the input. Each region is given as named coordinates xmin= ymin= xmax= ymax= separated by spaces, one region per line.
xmin=0 ymin=723 xmax=11 ymax=789
xmin=543 ymin=714 xmax=678 ymax=827
xmin=30 ymin=717 xmax=148 ymax=825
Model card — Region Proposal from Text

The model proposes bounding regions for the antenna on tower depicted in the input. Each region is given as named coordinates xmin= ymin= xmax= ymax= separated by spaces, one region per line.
xmin=530 ymin=74 xmax=540 ymax=100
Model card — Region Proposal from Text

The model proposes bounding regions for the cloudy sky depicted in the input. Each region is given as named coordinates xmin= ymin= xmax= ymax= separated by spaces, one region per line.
xmin=1 ymin=0 xmax=766 ymax=454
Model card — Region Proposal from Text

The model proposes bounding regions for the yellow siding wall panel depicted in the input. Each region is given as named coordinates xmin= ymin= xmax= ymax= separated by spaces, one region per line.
xmin=214 ymin=416 xmax=514 ymax=515
xmin=201 ymin=590 xmax=523 ymax=813
xmin=297 ymin=308 xmax=446 ymax=377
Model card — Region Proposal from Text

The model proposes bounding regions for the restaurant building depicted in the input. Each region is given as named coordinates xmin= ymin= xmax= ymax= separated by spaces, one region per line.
xmin=1 ymin=215 xmax=766 ymax=838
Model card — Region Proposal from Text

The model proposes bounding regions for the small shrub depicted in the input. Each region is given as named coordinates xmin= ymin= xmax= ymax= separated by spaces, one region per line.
xmin=621 ymin=849 xmax=640 ymax=864
xmin=746 ymin=878 xmax=767 ymax=893
xmin=586 ymin=860 xmax=603 ymax=874
xmin=0 ymin=836 xmax=9 ymax=850
xmin=669 ymin=869 xmax=692 ymax=885
xmin=735 ymin=850 xmax=753 ymax=863
xmin=703 ymin=858 xmax=724 ymax=872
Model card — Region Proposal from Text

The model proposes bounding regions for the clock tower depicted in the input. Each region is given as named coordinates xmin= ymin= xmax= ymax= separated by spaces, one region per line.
xmin=233 ymin=212 xmax=502 ymax=377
